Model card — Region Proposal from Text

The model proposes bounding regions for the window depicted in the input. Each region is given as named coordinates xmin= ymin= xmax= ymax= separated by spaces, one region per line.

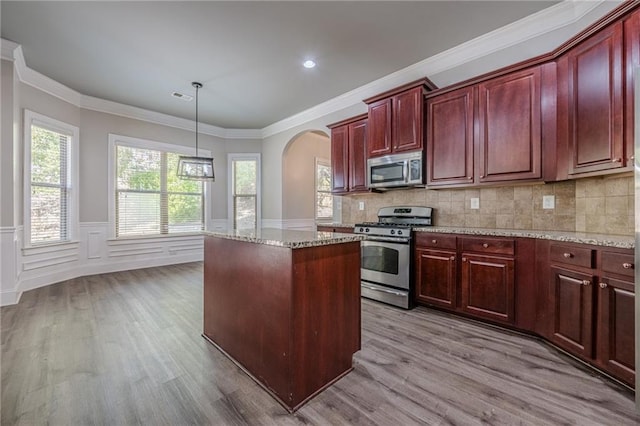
xmin=316 ymin=158 xmax=333 ymax=220
xmin=24 ymin=110 xmax=79 ymax=246
xmin=228 ymin=154 xmax=260 ymax=230
xmin=109 ymin=135 xmax=208 ymax=238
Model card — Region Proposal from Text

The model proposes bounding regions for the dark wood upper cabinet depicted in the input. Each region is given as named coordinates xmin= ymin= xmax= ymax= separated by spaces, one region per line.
xmin=330 ymin=125 xmax=349 ymax=193
xmin=426 ymin=86 xmax=474 ymax=186
xmin=478 ymin=66 xmax=542 ymax=182
xmin=366 ymin=98 xmax=392 ymax=157
xmin=328 ymin=114 xmax=368 ymax=194
xmin=365 ymin=80 xmax=433 ymax=158
xmin=561 ymin=22 xmax=624 ymax=175
xmin=348 ymin=118 xmax=368 ymax=192
xmin=624 ymin=8 xmax=640 ymax=168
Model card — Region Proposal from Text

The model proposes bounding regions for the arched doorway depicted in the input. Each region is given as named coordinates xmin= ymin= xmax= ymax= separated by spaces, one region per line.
xmin=281 ymin=130 xmax=331 ymax=229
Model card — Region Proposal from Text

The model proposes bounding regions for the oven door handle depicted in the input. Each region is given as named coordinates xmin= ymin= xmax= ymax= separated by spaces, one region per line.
xmin=363 ymin=236 xmax=411 ymax=244
xmin=362 ymin=284 xmax=407 ymax=297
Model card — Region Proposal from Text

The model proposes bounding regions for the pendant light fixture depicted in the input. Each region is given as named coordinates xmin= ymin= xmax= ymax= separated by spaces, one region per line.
xmin=177 ymin=82 xmax=215 ymax=180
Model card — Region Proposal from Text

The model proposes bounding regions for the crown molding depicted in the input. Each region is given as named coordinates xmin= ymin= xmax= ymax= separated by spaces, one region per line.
xmin=1 ymin=0 xmax=613 ymax=140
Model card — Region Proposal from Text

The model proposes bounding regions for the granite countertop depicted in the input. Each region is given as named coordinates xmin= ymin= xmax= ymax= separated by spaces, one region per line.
xmin=203 ymin=228 xmax=364 ymax=249
xmin=412 ymin=226 xmax=634 ymax=249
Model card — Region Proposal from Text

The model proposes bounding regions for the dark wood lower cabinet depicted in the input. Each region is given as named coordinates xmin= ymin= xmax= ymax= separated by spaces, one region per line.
xmin=415 ymin=248 xmax=457 ymax=309
xmin=461 ymin=253 xmax=515 ymax=324
xmin=596 ymin=276 xmax=635 ymax=386
xmin=549 ymin=267 xmax=595 ymax=359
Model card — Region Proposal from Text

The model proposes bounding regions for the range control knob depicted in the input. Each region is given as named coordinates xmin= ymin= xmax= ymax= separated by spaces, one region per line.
xmin=365 ymin=228 xmax=370 ymax=233
xmin=398 ymin=230 xmax=403 ymax=235
xmin=359 ymin=227 xmax=364 ymax=232
xmin=390 ymin=230 xmax=396 ymax=235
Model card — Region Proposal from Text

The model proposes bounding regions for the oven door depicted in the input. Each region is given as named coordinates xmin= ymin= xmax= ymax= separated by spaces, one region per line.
xmin=361 ymin=238 xmax=410 ymax=289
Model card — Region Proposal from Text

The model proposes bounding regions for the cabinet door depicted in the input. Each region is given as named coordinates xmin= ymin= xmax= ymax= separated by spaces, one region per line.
xmin=367 ymin=98 xmax=392 ymax=157
xmin=565 ymin=22 xmax=624 ymax=175
xmin=596 ymin=276 xmax=635 ymax=387
xmin=625 ymin=8 xmax=640 ymax=168
xmin=549 ymin=267 xmax=595 ymax=358
xmin=393 ymin=87 xmax=423 ymax=153
xmin=415 ymin=248 xmax=457 ymax=310
xmin=461 ymin=254 xmax=515 ymax=324
xmin=426 ymin=87 xmax=474 ymax=186
xmin=348 ymin=118 xmax=368 ymax=192
xmin=478 ymin=66 xmax=542 ymax=182
xmin=330 ymin=126 xmax=349 ymax=193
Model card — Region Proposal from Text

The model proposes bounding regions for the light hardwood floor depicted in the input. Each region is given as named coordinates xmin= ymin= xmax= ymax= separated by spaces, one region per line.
xmin=1 ymin=262 xmax=638 ymax=425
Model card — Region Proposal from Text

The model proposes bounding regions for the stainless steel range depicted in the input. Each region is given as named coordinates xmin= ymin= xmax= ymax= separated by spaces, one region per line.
xmin=354 ymin=206 xmax=433 ymax=309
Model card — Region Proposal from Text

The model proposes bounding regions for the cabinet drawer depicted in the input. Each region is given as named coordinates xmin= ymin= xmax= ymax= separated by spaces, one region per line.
xmin=601 ymin=251 xmax=634 ymax=277
xmin=415 ymin=233 xmax=456 ymax=250
xmin=550 ymin=244 xmax=595 ymax=269
xmin=461 ymin=237 xmax=514 ymax=255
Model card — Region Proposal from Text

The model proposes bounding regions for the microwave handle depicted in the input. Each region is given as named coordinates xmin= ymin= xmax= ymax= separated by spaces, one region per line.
xmin=403 ymin=161 xmax=409 ymax=183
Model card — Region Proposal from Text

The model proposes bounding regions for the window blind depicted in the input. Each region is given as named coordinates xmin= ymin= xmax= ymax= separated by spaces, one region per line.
xmin=30 ymin=125 xmax=70 ymax=244
xmin=316 ymin=161 xmax=332 ymax=219
xmin=115 ymin=145 xmax=204 ymax=237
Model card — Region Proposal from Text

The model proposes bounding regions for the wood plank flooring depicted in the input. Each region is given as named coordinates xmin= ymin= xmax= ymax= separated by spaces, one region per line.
xmin=1 ymin=262 xmax=638 ymax=425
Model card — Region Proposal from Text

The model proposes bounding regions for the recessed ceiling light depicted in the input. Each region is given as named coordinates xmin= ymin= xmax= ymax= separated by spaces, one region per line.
xmin=303 ymin=60 xmax=316 ymax=69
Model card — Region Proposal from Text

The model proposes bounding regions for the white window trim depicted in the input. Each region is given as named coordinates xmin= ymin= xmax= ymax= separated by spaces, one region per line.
xmin=23 ymin=109 xmax=79 ymax=249
xmin=315 ymin=157 xmax=333 ymax=220
xmin=227 ymin=153 xmax=261 ymax=230
xmin=107 ymin=133 xmax=212 ymax=239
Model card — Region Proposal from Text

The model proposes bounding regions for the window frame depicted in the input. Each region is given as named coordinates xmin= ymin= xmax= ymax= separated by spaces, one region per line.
xmin=315 ymin=157 xmax=333 ymax=220
xmin=227 ymin=153 xmax=261 ymax=231
xmin=23 ymin=110 xmax=79 ymax=248
xmin=107 ymin=134 xmax=211 ymax=239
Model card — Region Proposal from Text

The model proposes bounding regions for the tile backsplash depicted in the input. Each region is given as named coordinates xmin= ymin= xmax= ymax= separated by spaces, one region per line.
xmin=339 ymin=175 xmax=634 ymax=236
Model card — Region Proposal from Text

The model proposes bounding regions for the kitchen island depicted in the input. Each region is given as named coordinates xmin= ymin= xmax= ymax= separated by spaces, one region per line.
xmin=202 ymin=229 xmax=363 ymax=412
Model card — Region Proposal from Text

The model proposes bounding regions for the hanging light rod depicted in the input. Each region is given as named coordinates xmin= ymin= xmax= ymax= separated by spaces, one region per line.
xmin=177 ymin=82 xmax=215 ymax=180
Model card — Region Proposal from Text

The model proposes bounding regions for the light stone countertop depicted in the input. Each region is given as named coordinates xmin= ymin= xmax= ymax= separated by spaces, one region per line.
xmin=315 ymin=223 xmax=634 ymax=249
xmin=412 ymin=226 xmax=634 ymax=249
xmin=203 ymin=228 xmax=364 ymax=249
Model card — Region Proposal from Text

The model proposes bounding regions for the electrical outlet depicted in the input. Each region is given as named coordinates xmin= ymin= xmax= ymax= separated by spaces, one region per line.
xmin=543 ymin=195 xmax=555 ymax=209
xmin=358 ymin=201 xmax=365 ymax=211
xmin=470 ymin=198 xmax=480 ymax=209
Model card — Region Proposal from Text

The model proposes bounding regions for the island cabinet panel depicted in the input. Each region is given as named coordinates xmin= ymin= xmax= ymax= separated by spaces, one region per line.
xmin=203 ymin=236 xmax=361 ymax=412
xmin=329 ymin=114 xmax=368 ymax=194
xmin=426 ymin=86 xmax=474 ymax=186
xmin=549 ymin=267 xmax=595 ymax=359
xmin=477 ymin=66 xmax=542 ymax=182
xmin=560 ymin=21 xmax=624 ymax=176
xmin=461 ymin=253 xmax=515 ymax=324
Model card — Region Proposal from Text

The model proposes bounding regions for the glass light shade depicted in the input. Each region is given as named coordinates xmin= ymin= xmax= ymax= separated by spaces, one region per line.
xmin=177 ymin=156 xmax=215 ymax=180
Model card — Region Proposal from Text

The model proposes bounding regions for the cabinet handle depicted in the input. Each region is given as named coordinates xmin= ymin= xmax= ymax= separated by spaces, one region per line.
xmin=482 ymin=243 xmax=489 ymax=248
xmin=467 ymin=176 xmax=473 ymax=180
xmin=582 ymin=280 xmax=591 ymax=286
xmin=432 ymin=239 xmax=437 ymax=244
xmin=480 ymin=175 xmax=485 ymax=178
xmin=622 ymin=262 xmax=633 ymax=269
xmin=630 ymin=156 xmax=635 ymax=161
xmin=599 ymin=282 xmax=608 ymax=289
xmin=450 ymin=256 xmax=455 ymax=261
xmin=612 ymin=158 xmax=621 ymax=163
xmin=563 ymin=253 xmax=573 ymax=258
xmin=462 ymin=257 xmax=467 ymax=262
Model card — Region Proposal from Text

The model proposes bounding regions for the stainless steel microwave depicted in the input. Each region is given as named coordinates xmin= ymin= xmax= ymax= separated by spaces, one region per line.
xmin=367 ymin=151 xmax=424 ymax=189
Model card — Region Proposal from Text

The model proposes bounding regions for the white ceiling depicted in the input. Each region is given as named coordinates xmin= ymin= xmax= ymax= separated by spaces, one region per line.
xmin=0 ymin=1 xmax=620 ymax=131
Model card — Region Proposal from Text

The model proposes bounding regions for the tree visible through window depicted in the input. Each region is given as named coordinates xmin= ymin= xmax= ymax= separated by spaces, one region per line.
xmin=115 ymin=144 xmax=204 ymax=237
xmin=232 ymin=158 xmax=258 ymax=230
xmin=316 ymin=159 xmax=333 ymax=219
